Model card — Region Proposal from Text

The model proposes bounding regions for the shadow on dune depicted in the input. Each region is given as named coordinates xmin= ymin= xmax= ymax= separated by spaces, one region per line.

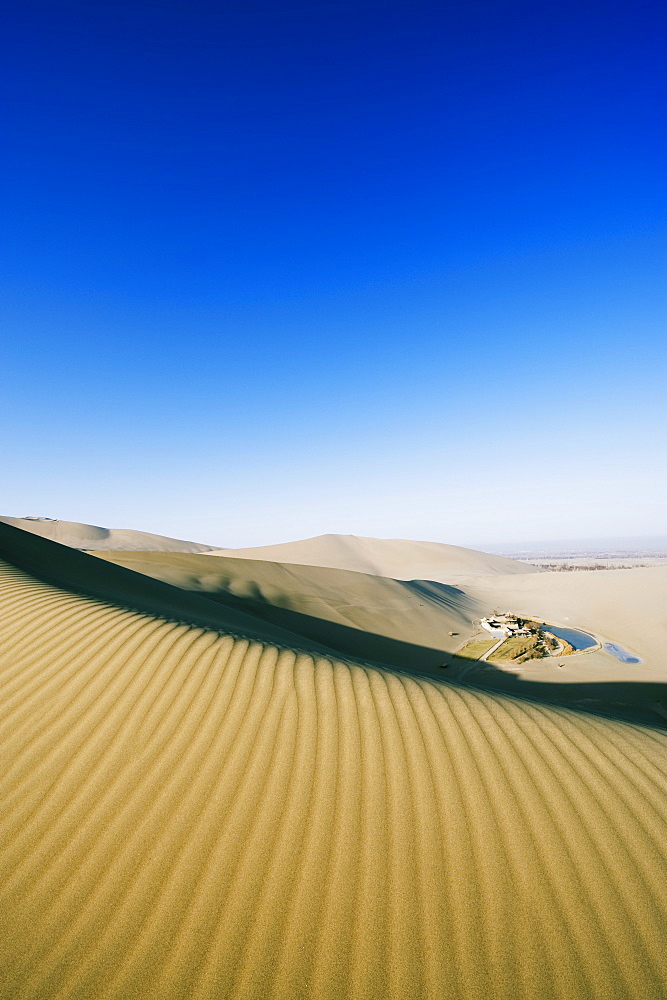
xmin=443 ymin=661 xmax=667 ymax=729
xmin=403 ymin=579 xmax=476 ymax=612
xmin=191 ymin=585 xmax=456 ymax=670
xmin=221 ymin=588 xmax=667 ymax=727
xmin=0 ymin=521 xmax=454 ymax=668
xmin=2 ymin=519 xmax=665 ymax=729
xmin=0 ymin=520 xmax=331 ymax=652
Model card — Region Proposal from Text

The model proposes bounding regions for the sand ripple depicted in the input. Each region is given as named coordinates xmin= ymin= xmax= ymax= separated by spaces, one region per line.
xmin=1 ymin=558 xmax=667 ymax=999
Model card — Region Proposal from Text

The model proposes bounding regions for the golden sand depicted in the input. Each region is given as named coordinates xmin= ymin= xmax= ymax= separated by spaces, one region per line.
xmin=1 ymin=528 xmax=667 ymax=999
xmin=91 ymin=549 xmax=483 ymax=670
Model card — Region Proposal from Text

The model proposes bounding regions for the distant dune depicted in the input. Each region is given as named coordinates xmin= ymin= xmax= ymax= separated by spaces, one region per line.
xmin=92 ymin=550 xmax=486 ymax=670
xmin=0 ymin=515 xmax=214 ymax=552
xmin=95 ymin=548 xmax=667 ymax=724
xmin=206 ymin=533 xmax=541 ymax=581
xmin=2 ymin=519 xmax=667 ymax=998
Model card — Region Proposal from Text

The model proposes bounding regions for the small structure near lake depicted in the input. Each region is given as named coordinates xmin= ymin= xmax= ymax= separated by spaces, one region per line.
xmin=458 ymin=614 xmax=595 ymax=665
xmin=480 ymin=614 xmax=533 ymax=638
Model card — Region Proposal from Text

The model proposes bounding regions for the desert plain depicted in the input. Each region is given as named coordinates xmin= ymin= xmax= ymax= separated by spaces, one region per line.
xmin=1 ymin=514 xmax=667 ymax=999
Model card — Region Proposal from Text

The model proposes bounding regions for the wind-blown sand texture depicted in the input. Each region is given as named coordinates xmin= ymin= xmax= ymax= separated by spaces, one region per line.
xmin=92 ymin=550 xmax=485 ymax=669
xmin=2 ymin=523 xmax=667 ymax=999
xmin=206 ymin=533 xmax=542 ymax=581
xmin=94 ymin=550 xmax=667 ymax=723
xmin=0 ymin=516 xmax=213 ymax=552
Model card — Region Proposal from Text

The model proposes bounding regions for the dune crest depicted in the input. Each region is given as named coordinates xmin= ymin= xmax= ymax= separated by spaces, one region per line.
xmin=206 ymin=533 xmax=540 ymax=582
xmin=92 ymin=549 xmax=485 ymax=670
xmin=1 ymin=524 xmax=667 ymax=998
xmin=0 ymin=515 xmax=214 ymax=553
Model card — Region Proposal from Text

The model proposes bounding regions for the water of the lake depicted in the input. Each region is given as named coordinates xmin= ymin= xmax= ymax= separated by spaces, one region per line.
xmin=542 ymin=624 xmax=597 ymax=650
xmin=603 ymin=642 xmax=643 ymax=664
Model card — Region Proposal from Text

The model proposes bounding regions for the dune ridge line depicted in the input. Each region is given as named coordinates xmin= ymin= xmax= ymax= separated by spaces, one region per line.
xmin=1 ymin=524 xmax=667 ymax=998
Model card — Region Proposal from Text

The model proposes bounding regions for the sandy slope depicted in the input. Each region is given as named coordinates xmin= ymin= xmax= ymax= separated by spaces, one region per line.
xmin=465 ymin=566 xmax=667 ymax=665
xmin=0 ymin=516 xmax=213 ymax=552
xmin=406 ymin=566 xmax=667 ymax=723
xmin=455 ymin=567 xmax=667 ymax=709
xmin=2 ymin=527 xmax=667 ymax=998
xmin=92 ymin=550 xmax=486 ymax=669
xmin=94 ymin=552 xmax=667 ymax=723
xmin=205 ymin=533 xmax=541 ymax=581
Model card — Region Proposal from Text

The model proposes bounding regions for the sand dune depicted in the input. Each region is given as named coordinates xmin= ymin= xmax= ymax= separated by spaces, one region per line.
xmin=0 ymin=521 xmax=332 ymax=653
xmin=92 ymin=550 xmax=486 ymax=669
xmin=2 ymin=524 xmax=667 ymax=998
xmin=206 ymin=533 xmax=541 ymax=581
xmin=0 ymin=516 xmax=214 ymax=552
xmin=94 ymin=549 xmax=667 ymax=724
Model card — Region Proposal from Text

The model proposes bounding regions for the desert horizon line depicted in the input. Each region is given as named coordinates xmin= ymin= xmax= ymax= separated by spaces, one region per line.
xmin=4 ymin=513 xmax=667 ymax=557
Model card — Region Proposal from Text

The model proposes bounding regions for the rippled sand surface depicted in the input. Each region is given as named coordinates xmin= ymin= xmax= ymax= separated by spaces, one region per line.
xmin=2 ymin=531 xmax=667 ymax=999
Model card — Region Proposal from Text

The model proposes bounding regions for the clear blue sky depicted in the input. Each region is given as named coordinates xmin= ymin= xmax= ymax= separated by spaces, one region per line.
xmin=2 ymin=0 xmax=665 ymax=547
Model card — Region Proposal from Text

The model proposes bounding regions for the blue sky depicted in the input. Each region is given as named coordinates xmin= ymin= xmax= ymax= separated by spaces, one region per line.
xmin=2 ymin=0 xmax=665 ymax=547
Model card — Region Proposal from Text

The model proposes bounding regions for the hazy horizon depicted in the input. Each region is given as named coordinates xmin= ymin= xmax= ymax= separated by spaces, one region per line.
xmin=2 ymin=0 xmax=665 ymax=553
xmin=4 ymin=512 xmax=667 ymax=558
